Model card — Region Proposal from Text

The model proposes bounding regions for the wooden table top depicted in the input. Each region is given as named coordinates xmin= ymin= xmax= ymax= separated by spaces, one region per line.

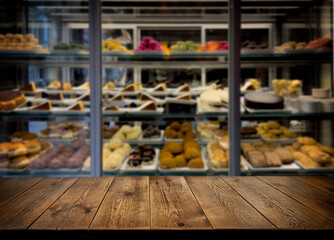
xmin=0 ymin=176 xmax=334 ymax=236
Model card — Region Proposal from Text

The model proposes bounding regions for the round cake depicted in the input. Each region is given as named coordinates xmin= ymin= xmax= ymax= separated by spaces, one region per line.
xmin=0 ymin=90 xmax=26 ymax=111
xmin=244 ymin=91 xmax=284 ymax=110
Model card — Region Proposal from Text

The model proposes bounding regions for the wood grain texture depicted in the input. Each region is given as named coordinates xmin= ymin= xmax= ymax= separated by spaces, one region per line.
xmin=186 ymin=176 xmax=275 ymax=229
xmin=150 ymin=176 xmax=211 ymax=230
xmin=293 ymin=176 xmax=334 ymax=194
xmin=0 ymin=177 xmax=44 ymax=208
xmin=258 ymin=176 xmax=334 ymax=223
xmin=89 ymin=176 xmax=150 ymax=230
xmin=0 ymin=177 xmax=77 ymax=230
xmin=224 ymin=176 xmax=334 ymax=230
xmin=29 ymin=177 xmax=113 ymax=230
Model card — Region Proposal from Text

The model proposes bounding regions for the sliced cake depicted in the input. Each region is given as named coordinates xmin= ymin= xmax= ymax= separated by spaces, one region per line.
xmin=176 ymin=84 xmax=190 ymax=92
xmin=138 ymin=101 xmax=157 ymax=111
xmin=176 ymin=93 xmax=192 ymax=100
xmin=138 ymin=92 xmax=156 ymax=101
xmin=20 ymin=82 xmax=36 ymax=92
xmin=48 ymin=92 xmax=64 ymax=101
xmin=152 ymin=83 xmax=167 ymax=92
xmin=68 ymin=101 xmax=85 ymax=111
xmin=110 ymin=93 xmax=124 ymax=101
xmin=31 ymin=100 xmax=52 ymax=110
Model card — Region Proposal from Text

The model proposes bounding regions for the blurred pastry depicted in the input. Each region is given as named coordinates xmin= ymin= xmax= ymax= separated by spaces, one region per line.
xmin=103 ymin=82 xmax=115 ymax=90
xmin=48 ymin=81 xmax=61 ymax=89
xmin=10 ymin=131 xmax=25 ymax=142
xmin=20 ymin=82 xmax=36 ymax=92
xmin=63 ymin=83 xmax=72 ymax=91
xmin=0 ymin=90 xmax=26 ymax=111
xmin=31 ymin=100 xmax=52 ymax=110
xmin=7 ymin=143 xmax=27 ymax=158
xmin=68 ymin=101 xmax=85 ymax=111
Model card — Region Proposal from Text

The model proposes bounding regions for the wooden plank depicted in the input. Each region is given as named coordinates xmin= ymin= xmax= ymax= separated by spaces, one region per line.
xmin=293 ymin=176 xmax=334 ymax=194
xmin=0 ymin=177 xmax=77 ymax=230
xmin=150 ymin=176 xmax=211 ymax=230
xmin=0 ymin=177 xmax=44 ymax=208
xmin=29 ymin=177 xmax=113 ymax=230
xmin=186 ymin=176 xmax=276 ymax=229
xmin=258 ymin=176 xmax=334 ymax=223
xmin=90 ymin=176 xmax=150 ymax=230
xmin=223 ymin=176 xmax=334 ymax=230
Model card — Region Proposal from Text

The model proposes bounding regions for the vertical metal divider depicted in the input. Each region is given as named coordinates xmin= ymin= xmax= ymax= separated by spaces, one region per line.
xmin=228 ymin=0 xmax=241 ymax=176
xmin=89 ymin=0 xmax=102 ymax=177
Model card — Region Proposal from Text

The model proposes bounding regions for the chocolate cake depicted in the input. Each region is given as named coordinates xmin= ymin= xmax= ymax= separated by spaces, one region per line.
xmin=0 ymin=90 xmax=26 ymax=111
xmin=244 ymin=91 xmax=284 ymax=110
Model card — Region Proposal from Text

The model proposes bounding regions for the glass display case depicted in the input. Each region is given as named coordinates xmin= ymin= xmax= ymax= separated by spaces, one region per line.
xmin=0 ymin=0 xmax=333 ymax=177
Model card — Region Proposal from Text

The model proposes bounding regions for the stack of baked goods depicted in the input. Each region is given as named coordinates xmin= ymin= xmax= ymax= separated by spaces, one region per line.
xmin=0 ymin=90 xmax=26 ymax=111
xmin=199 ymin=89 xmax=228 ymax=111
xmin=241 ymin=141 xmax=295 ymax=168
xmin=159 ymin=139 xmax=205 ymax=169
xmin=38 ymin=121 xmax=87 ymax=140
xmin=0 ymin=132 xmax=52 ymax=169
xmin=206 ymin=139 xmax=229 ymax=168
xmin=30 ymin=137 xmax=90 ymax=169
xmin=84 ymin=136 xmax=132 ymax=170
xmin=112 ymin=124 xmax=142 ymax=140
xmin=164 ymin=122 xmax=197 ymax=140
xmin=0 ymin=33 xmax=48 ymax=51
xmin=285 ymin=137 xmax=334 ymax=168
xmin=124 ymin=144 xmax=156 ymax=169
xmin=256 ymin=121 xmax=297 ymax=140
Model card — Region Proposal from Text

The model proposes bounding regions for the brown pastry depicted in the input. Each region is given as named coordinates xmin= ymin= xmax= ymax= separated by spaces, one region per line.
xmin=247 ymin=151 xmax=267 ymax=167
xmin=66 ymin=144 xmax=90 ymax=168
xmin=68 ymin=101 xmax=85 ymax=111
xmin=138 ymin=101 xmax=157 ymax=111
xmin=263 ymin=152 xmax=282 ymax=167
xmin=22 ymin=132 xmax=38 ymax=142
xmin=31 ymin=100 xmax=52 ymax=110
xmin=30 ymin=144 xmax=66 ymax=169
xmin=48 ymin=147 xmax=74 ymax=169
xmin=274 ymin=147 xmax=294 ymax=164
xmin=20 ymin=82 xmax=36 ymax=92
